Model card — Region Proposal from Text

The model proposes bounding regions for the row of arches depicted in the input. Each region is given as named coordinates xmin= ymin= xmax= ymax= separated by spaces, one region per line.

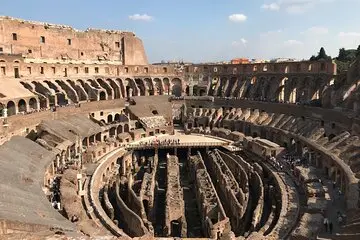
xmin=18 ymin=77 xmax=183 ymax=108
xmin=189 ymin=75 xmax=327 ymax=103
xmin=0 ymin=97 xmax=39 ymax=117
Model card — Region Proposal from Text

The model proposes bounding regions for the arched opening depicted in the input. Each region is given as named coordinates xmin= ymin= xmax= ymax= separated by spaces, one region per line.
xmin=114 ymin=114 xmax=120 ymax=121
xmin=7 ymin=101 xmax=16 ymax=116
xmin=171 ymin=78 xmax=182 ymax=97
xmin=153 ymin=78 xmax=163 ymax=95
xmin=312 ymin=90 xmax=320 ymax=100
xmin=115 ymin=78 xmax=126 ymax=98
xmin=170 ymin=220 xmax=181 ymax=237
xmin=251 ymin=77 xmax=256 ymax=85
xmin=135 ymin=79 xmax=146 ymax=96
xmin=144 ymin=78 xmax=154 ymax=96
xmin=125 ymin=86 xmax=131 ymax=98
xmin=39 ymin=98 xmax=47 ymax=109
xmin=124 ymin=124 xmax=129 ymax=132
xmin=199 ymin=89 xmax=206 ymax=96
xmin=185 ymin=86 xmax=190 ymax=96
xmin=285 ymin=66 xmax=289 ymax=73
xmin=290 ymin=88 xmax=297 ymax=103
xmin=0 ymin=103 xmax=4 ymax=117
xmin=99 ymin=91 xmax=106 ymax=100
xmin=107 ymin=79 xmax=121 ymax=99
xmin=18 ymin=99 xmax=27 ymax=113
xmin=117 ymin=125 xmax=123 ymax=134
xmin=95 ymin=133 xmax=102 ymax=142
xmin=110 ymin=127 xmax=116 ymax=137
xmin=163 ymin=78 xmax=170 ymax=95
xmin=57 ymin=93 xmax=68 ymax=106
xmin=107 ymin=114 xmax=113 ymax=123
xmin=29 ymin=98 xmax=38 ymax=110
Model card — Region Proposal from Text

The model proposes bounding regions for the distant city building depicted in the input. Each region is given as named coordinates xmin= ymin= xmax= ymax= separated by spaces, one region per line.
xmin=251 ymin=59 xmax=267 ymax=63
xmin=270 ymin=58 xmax=298 ymax=63
xmin=231 ymin=58 xmax=250 ymax=64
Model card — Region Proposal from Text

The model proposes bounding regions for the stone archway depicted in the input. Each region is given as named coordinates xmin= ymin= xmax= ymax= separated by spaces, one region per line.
xmin=107 ymin=114 xmax=113 ymax=123
xmin=163 ymin=78 xmax=170 ymax=95
xmin=114 ymin=114 xmax=120 ymax=121
xmin=117 ymin=125 xmax=123 ymax=134
xmin=99 ymin=91 xmax=106 ymax=100
xmin=135 ymin=79 xmax=146 ymax=96
xmin=124 ymin=124 xmax=129 ymax=132
xmin=29 ymin=98 xmax=38 ymax=110
xmin=7 ymin=101 xmax=16 ymax=116
xmin=18 ymin=99 xmax=27 ymax=113
xmin=153 ymin=78 xmax=163 ymax=95
xmin=171 ymin=78 xmax=182 ymax=97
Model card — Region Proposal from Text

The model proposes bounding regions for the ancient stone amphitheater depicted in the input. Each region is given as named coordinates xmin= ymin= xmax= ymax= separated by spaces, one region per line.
xmin=0 ymin=16 xmax=360 ymax=240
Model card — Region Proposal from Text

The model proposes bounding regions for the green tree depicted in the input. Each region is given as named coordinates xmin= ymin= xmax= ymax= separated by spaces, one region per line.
xmin=356 ymin=45 xmax=360 ymax=57
xmin=338 ymin=48 xmax=346 ymax=61
xmin=319 ymin=47 xmax=327 ymax=59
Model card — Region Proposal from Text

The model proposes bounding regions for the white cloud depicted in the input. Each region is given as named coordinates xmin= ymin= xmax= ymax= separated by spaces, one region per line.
xmin=284 ymin=39 xmax=303 ymax=45
xmin=261 ymin=3 xmax=280 ymax=11
xmin=303 ymin=26 xmax=329 ymax=35
xmin=129 ymin=14 xmax=153 ymax=21
xmin=228 ymin=14 xmax=247 ymax=22
xmin=339 ymin=32 xmax=360 ymax=37
xmin=232 ymin=38 xmax=248 ymax=47
xmin=262 ymin=0 xmax=335 ymax=14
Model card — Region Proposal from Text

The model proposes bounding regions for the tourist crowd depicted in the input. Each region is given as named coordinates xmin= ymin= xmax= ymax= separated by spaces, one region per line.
xmin=138 ymin=138 xmax=181 ymax=147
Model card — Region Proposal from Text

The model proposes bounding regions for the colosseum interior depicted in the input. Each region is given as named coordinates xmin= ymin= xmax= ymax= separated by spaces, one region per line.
xmin=0 ymin=16 xmax=360 ymax=240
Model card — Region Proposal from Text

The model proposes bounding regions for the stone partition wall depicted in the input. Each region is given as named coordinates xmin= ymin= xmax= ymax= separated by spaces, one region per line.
xmin=103 ymin=185 xmax=115 ymax=220
xmin=114 ymin=179 xmax=149 ymax=237
xmin=89 ymin=148 xmax=129 ymax=237
xmin=165 ymin=155 xmax=187 ymax=237
xmin=188 ymin=152 xmax=231 ymax=238
xmin=205 ymin=150 xmax=245 ymax=235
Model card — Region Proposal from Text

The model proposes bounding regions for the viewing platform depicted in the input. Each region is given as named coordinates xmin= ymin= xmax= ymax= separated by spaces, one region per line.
xmin=125 ymin=134 xmax=230 ymax=150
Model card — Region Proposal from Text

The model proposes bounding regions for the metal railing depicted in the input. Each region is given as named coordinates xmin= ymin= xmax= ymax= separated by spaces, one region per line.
xmin=125 ymin=141 xmax=228 ymax=150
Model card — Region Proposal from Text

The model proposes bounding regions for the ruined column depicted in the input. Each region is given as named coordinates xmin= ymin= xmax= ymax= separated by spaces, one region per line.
xmin=52 ymin=160 xmax=55 ymax=175
xmin=56 ymin=156 xmax=60 ymax=169
xmin=77 ymin=173 xmax=83 ymax=196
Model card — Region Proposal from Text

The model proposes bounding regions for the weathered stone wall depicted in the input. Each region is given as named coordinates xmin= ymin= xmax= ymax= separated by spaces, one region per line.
xmin=114 ymin=179 xmax=149 ymax=237
xmin=165 ymin=155 xmax=186 ymax=237
xmin=188 ymin=152 xmax=230 ymax=238
xmin=0 ymin=16 xmax=148 ymax=65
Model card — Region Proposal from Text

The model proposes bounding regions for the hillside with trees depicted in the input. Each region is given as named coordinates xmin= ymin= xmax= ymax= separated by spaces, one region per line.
xmin=309 ymin=46 xmax=360 ymax=73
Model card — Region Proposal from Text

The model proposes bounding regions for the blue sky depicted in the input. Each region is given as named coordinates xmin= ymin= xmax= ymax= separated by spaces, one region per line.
xmin=1 ymin=0 xmax=360 ymax=63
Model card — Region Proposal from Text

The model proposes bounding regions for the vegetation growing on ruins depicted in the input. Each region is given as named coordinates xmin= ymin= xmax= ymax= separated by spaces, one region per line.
xmin=310 ymin=47 xmax=332 ymax=61
xmin=310 ymin=46 xmax=360 ymax=73
xmin=334 ymin=46 xmax=360 ymax=73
